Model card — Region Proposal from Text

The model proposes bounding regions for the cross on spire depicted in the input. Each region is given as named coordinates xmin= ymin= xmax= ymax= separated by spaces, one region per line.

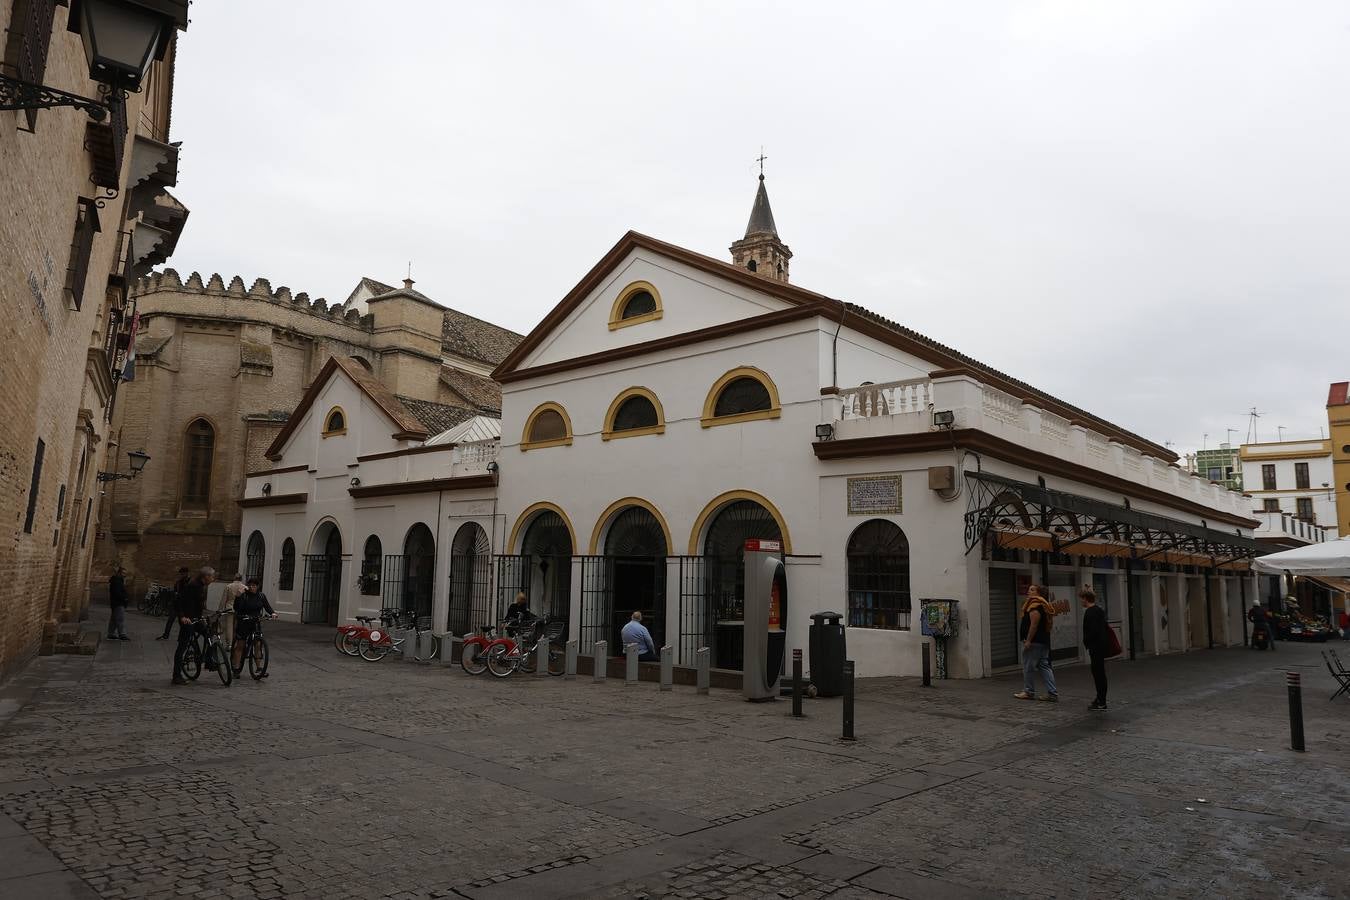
xmin=757 ymin=147 xmax=767 ymax=179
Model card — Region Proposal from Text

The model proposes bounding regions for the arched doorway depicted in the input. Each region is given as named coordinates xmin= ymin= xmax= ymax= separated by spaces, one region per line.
xmin=600 ymin=505 xmax=668 ymax=652
xmin=519 ymin=510 xmax=573 ymax=628
xmin=846 ymin=520 xmax=911 ymax=630
xmin=302 ymin=522 xmax=344 ymax=625
xmin=397 ymin=523 xmax=436 ymax=620
xmin=700 ymin=499 xmax=783 ymax=671
xmin=448 ymin=522 xmax=490 ymax=636
xmin=245 ymin=531 xmax=265 ymax=581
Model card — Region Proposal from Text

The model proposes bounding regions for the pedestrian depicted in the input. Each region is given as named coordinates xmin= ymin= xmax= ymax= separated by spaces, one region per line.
xmin=171 ymin=566 xmax=216 ymax=685
xmin=106 ymin=567 xmax=131 ymax=641
xmin=157 ymin=567 xmax=190 ymax=640
xmin=1338 ymin=608 xmax=1349 ymax=641
xmin=504 ymin=591 xmax=536 ymax=636
xmin=1080 ymin=586 xmax=1109 ymax=710
xmin=1013 ymin=583 xmax=1057 ymax=702
xmin=230 ymin=577 xmax=277 ymax=675
xmin=219 ymin=573 xmax=248 ymax=652
xmin=620 ymin=610 xmax=659 ymax=662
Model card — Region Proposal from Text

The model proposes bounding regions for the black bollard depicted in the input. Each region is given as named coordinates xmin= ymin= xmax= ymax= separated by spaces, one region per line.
xmin=791 ymin=648 xmax=803 ymax=718
xmin=921 ymin=641 xmax=932 ymax=687
xmin=842 ymin=659 xmax=856 ymax=741
xmin=1287 ymin=671 xmax=1305 ymax=753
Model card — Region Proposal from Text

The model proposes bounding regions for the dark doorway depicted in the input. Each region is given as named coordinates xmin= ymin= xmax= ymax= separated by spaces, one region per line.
xmin=604 ymin=505 xmax=667 ymax=651
xmin=303 ymin=525 xmax=343 ymax=626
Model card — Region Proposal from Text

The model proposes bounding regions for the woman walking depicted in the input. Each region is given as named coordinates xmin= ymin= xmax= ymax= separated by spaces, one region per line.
xmin=1080 ymin=586 xmax=1109 ymax=710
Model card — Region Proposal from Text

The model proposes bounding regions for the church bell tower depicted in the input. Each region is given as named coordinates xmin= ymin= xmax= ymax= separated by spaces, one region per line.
xmin=730 ymin=173 xmax=792 ymax=283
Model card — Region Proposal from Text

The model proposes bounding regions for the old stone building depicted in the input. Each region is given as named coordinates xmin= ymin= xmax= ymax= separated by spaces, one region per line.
xmin=1 ymin=1 xmax=189 ymax=679
xmin=99 ymin=270 xmax=520 ymax=585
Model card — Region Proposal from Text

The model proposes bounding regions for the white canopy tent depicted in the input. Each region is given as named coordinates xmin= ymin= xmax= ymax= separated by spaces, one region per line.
xmin=1252 ymin=538 xmax=1350 ymax=576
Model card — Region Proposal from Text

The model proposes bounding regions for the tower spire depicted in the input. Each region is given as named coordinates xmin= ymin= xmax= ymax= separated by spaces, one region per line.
xmin=730 ymin=158 xmax=792 ymax=282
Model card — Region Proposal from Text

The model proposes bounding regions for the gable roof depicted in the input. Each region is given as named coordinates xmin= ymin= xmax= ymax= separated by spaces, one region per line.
xmin=263 ymin=356 xmax=429 ymax=460
xmin=492 ymin=231 xmax=1177 ymax=462
xmin=442 ymin=308 xmax=523 ymax=366
xmin=439 ymin=366 xmax=502 ymax=414
xmin=396 ymin=395 xmax=475 ymax=435
xmin=342 ymin=276 xmax=397 ymax=309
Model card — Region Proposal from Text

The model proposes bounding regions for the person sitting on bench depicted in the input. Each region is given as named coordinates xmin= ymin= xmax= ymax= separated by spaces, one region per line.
xmin=620 ymin=611 xmax=659 ymax=662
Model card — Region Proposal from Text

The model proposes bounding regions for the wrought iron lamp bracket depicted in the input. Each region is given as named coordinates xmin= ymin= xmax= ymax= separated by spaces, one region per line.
xmin=0 ymin=74 xmax=108 ymax=120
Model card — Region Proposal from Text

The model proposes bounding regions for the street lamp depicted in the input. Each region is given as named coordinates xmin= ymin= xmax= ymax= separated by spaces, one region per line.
xmin=0 ymin=1 xmax=188 ymax=120
xmin=97 ymin=448 xmax=150 ymax=482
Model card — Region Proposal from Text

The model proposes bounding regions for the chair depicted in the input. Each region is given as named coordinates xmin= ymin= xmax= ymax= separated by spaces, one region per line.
xmin=1322 ymin=651 xmax=1350 ymax=701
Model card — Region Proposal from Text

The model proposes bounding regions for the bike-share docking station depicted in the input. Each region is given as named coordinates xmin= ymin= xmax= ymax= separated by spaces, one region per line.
xmin=742 ymin=539 xmax=788 ymax=702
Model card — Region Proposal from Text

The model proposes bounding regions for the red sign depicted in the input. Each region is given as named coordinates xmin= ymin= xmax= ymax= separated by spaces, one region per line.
xmin=745 ymin=539 xmax=782 ymax=552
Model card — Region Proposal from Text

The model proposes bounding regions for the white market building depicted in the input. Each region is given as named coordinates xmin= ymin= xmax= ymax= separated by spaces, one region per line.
xmin=239 ymin=180 xmax=1266 ymax=679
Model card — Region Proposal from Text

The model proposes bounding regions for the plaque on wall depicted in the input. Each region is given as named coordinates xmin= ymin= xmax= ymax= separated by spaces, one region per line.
xmin=847 ymin=474 xmax=903 ymax=515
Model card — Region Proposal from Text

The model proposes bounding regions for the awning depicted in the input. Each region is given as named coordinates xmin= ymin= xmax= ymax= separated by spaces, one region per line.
xmin=1301 ymin=575 xmax=1350 ymax=595
xmin=1251 ymin=537 xmax=1350 ymax=576
xmin=966 ymin=471 xmax=1264 ymax=567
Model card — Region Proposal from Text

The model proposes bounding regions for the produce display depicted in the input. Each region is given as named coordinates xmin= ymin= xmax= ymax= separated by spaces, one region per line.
xmin=1275 ymin=600 xmax=1333 ymax=642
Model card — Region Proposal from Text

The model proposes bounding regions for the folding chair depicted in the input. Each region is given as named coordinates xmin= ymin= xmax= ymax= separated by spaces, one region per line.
xmin=1322 ymin=651 xmax=1350 ymax=701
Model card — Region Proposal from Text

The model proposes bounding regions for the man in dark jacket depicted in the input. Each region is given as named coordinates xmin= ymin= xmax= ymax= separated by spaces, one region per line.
xmin=1081 ymin=586 xmax=1110 ymax=710
xmin=106 ymin=567 xmax=130 ymax=641
xmin=172 ymin=567 xmax=216 ymax=684
xmin=231 ymin=577 xmax=277 ymax=675
xmin=158 ymin=567 xmax=191 ymax=640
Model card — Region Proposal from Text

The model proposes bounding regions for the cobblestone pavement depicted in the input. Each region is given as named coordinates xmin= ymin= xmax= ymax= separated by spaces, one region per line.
xmin=1 ymin=610 xmax=1347 ymax=899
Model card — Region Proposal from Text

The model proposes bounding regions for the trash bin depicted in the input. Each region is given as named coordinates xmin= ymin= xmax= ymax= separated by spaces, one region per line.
xmin=809 ymin=611 xmax=846 ymax=697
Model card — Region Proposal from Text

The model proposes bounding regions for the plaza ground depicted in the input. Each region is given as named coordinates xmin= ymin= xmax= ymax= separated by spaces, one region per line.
xmin=1 ymin=609 xmax=1347 ymax=900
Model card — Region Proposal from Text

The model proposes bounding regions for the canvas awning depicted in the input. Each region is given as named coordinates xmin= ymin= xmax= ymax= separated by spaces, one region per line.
xmin=965 ymin=472 xmax=1264 ymax=567
xmin=1252 ymin=538 xmax=1350 ymax=576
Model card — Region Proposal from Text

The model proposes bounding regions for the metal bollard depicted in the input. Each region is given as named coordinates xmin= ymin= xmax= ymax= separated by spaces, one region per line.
xmin=841 ymin=659 xmax=856 ymax=741
xmin=625 ymin=643 xmax=639 ymax=685
xmin=792 ymin=648 xmax=803 ymax=718
xmin=1288 ymin=671 xmax=1306 ymax=752
xmin=593 ymin=640 xmax=607 ymax=683
xmin=564 ymin=639 xmax=578 ymax=680
xmin=921 ymin=641 xmax=932 ymax=687
xmin=418 ymin=630 xmax=435 ymax=663
xmin=438 ymin=634 xmax=458 ymax=667
xmin=536 ymin=638 xmax=549 ymax=677
xmin=696 ymin=647 xmax=710 ymax=695
xmin=398 ymin=629 xmax=417 ymax=663
xmin=660 ymin=645 xmax=673 ymax=691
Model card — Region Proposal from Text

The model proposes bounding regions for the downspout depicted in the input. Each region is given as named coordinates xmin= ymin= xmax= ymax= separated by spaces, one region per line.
xmin=830 ymin=302 xmax=846 ymax=389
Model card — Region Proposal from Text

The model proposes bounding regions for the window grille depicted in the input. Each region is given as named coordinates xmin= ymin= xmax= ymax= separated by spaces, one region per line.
xmin=713 ymin=377 xmax=772 ymax=417
xmin=63 ymin=198 xmax=100 ymax=311
xmin=846 ymin=520 xmax=911 ymax=630
xmin=612 ymin=395 xmax=658 ymax=432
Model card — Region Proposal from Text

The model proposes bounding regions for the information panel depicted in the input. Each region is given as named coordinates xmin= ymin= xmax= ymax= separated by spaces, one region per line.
xmin=847 ymin=474 xmax=903 ymax=515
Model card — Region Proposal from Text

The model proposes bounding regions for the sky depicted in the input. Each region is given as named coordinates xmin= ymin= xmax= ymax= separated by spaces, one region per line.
xmin=166 ymin=1 xmax=1350 ymax=456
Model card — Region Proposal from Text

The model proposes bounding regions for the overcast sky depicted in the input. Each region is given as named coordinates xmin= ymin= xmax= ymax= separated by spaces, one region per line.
xmin=167 ymin=1 xmax=1350 ymax=455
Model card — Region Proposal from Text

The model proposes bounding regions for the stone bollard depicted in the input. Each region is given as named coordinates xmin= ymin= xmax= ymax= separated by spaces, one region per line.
xmin=593 ymin=641 xmax=607 ymax=683
xmin=565 ymin=639 xmax=578 ymax=680
xmin=438 ymin=633 xmax=458 ymax=667
xmin=536 ymin=638 xmax=549 ymax=677
xmin=417 ymin=630 xmax=435 ymax=663
xmin=696 ymin=646 xmax=710 ymax=695
xmin=659 ymin=645 xmax=673 ymax=692
xmin=625 ymin=643 xmax=639 ymax=685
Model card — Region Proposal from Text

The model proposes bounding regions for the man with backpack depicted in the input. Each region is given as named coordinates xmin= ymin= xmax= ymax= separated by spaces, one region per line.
xmin=1014 ymin=584 xmax=1058 ymax=702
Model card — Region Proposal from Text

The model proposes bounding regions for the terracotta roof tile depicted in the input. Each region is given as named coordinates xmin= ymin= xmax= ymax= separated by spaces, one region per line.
xmin=441 ymin=309 xmax=522 ymax=366
xmin=438 ymin=367 xmax=501 ymax=414
xmin=395 ymin=395 xmax=475 ymax=435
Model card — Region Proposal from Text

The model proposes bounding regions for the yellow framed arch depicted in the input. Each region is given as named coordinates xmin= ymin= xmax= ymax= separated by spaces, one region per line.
xmin=700 ymin=366 xmax=782 ymax=428
xmin=587 ymin=497 xmax=674 ymax=554
xmin=601 ymin=387 xmax=666 ymax=441
xmin=687 ymin=489 xmax=793 ymax=555
xmin=322 ymin=405 xmax=348 ymax=437
xmin=520 ymin=402 xmax=574 ymax=451
xmin=608 ymin=280 xmax=663 ymax=331
xmin=509 ymin=502 xmax=578 ymax=555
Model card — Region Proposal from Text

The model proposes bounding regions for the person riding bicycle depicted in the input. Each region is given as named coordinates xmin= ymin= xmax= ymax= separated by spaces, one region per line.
xmin=504 ymin=591 xmax=539 ymax=639
xmin=231 ymin=577 xmax=277 ymax=674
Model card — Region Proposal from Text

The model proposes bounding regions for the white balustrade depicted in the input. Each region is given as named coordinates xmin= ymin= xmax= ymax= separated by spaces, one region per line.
xmin=980 ymin=385 xmax=1024 ymax=429
xmin=455 ymin=440 xmax=499 ymax=468
xmin=840 ymin=378 xmax=931 ymax=419
xmin=1040 ymin=411 xmax=1070 ymax=444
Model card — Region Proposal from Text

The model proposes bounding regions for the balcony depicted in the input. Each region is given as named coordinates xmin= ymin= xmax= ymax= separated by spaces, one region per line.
xmin=823 ymin=370 xmax=1252 ymax=520
xmin=1250 ymin=511 xmax=1330 ymax=545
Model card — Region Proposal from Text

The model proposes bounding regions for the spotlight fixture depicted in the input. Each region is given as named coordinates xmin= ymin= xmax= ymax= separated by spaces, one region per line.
xmin=814 ymin=423 xmax=835 ymax=441
xmin=350 ymin=476 xmax=361 ymax=487
xmin=933 ymin=410 xmax=956 ymax=428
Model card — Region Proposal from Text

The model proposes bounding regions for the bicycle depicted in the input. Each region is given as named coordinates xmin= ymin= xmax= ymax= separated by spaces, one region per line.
xmin=232 ymin=613 xmax=275 ymax=680
xmin=359 ymin=614 xmax=440 ymax=661
xmin=140 ymin=583 xmax=169 ymax=616
xmin=485 ymin=617 xmax=566 ymax=678
xmin=460 ymin=622 xmax=506 ymax=675
xmin=334 ymin=607 xmax=399 ymax=656
xmin=180 ymin=612 xmax=233 ymax=686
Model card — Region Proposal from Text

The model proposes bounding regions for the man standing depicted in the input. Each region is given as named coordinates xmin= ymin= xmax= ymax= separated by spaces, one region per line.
xmin=620 ymin=611 xmax=659 ymax=662
xmin=218 ymin=573 xmax=248 ymax=653
xmin=1013 ymin=584 xmax=1057 ymax=702
xmin=231 ymin=577 xmax=277 ymax=675
xmin=1080 ymin=587 xmax=1109 ymax=710
xmin=106 ymin=567 xmax=131 ymax=641
xmin=157 ymin=567 xmax=190 ymax=640
xmin=172 ymin=567 xmax=215 ymax=685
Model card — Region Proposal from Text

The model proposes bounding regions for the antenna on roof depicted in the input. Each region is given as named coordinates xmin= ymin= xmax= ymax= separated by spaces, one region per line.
xmin=1246 ymin=407 xmax=1262 ymax=444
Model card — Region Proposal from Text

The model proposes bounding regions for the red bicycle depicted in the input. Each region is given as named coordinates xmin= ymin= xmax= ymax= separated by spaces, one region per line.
xmin=460 ymin=622 xmax=505 ymax=675
xmin=484 ymin=617 xmax=566 ymax=677
xmin=334 ymin=607 xmax=399 ymax=656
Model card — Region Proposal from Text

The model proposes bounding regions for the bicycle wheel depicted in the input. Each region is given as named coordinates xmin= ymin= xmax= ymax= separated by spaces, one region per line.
xmin=340 ymin=631 xmax=363 ymax=656
xmin=485 ymin=643 xmax=516 ymax=678
xmin=519 ymin=644 xmax=538 ymax=674
xmin=333 ymin=629 xmax=348 ymax=654
xmin=249 ymin=638 xmax=269 ymax=680
xmin=460 ymin=641 xmax=488 ymax=675
xmin=181 ymin=640 xmax=202 ymax=681
xmin=422 ymin=634 xmax=440 ymax=661
xmin=213 ymin=643 xmax=233 ymax=686
xmin=547 ymin=641 xmax=567 ymax=676
xmin=359 ymin=639 xmax=392 ymax=661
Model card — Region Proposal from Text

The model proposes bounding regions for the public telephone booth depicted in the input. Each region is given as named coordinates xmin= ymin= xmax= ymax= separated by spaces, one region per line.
xmin=742 ymin=538 xmax=787 ymax=701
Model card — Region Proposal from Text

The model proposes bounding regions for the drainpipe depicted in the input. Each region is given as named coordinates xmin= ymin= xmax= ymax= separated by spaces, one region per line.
xmin=830 ymin=303 xmax=846 ymax=389
xmin=1205 ymin=565 xmax=1215 ymax=649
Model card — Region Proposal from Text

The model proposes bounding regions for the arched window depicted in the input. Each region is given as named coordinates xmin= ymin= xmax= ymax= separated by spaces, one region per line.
xmin=448 ymin=522 xmax=491 ymax=637
xmin=401 ymin=524 xmax=436 ymax=619
xmin=702 ymin=367 xmax=780 ymax=427
xmin=603 ymin=388 xmax=665 ymax=440
xmin=516 ymin=506 xmax=575 ymax=626
xmin=323 ymin=406 xmax=347 ymax=436
xmin=181 ymin=418 xmax=215 ymax=512
xmin=746 ymin=259 xmax=758 ymax=273
xmin=245 ymin=531 xmax=265 ymax=581
xmin=279 ymin=538 xmax=295 ymax=591
xmin=360 ymin=535 xmax=382 ymax=595
xmin=521 ymin=403 xmax=572 ymax=450
xmin=846 ymin=520 xmax=911 ymax=630
xmin=608 ymin=281 xmax=663 ymax=330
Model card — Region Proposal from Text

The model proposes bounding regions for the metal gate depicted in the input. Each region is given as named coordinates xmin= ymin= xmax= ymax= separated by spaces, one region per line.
xmin=988 ymin=568 xmax=1019 ymax=668
xmin=245 ymin=553 xmax=264 ymax=581
xmin=448 ymin=551 xmax=493 ymax=636
xmin=496 ymin=555 xmax=530 ymax=626
xmin=383 ymin=554 xmax=434 ymax=619
xmin=301 ymin=554 xmax=343 ymax=625
xmin=577 ymin=555 xmax=610 ymax=651
xmin=676 ymin=556 xmax=714 ymax=667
